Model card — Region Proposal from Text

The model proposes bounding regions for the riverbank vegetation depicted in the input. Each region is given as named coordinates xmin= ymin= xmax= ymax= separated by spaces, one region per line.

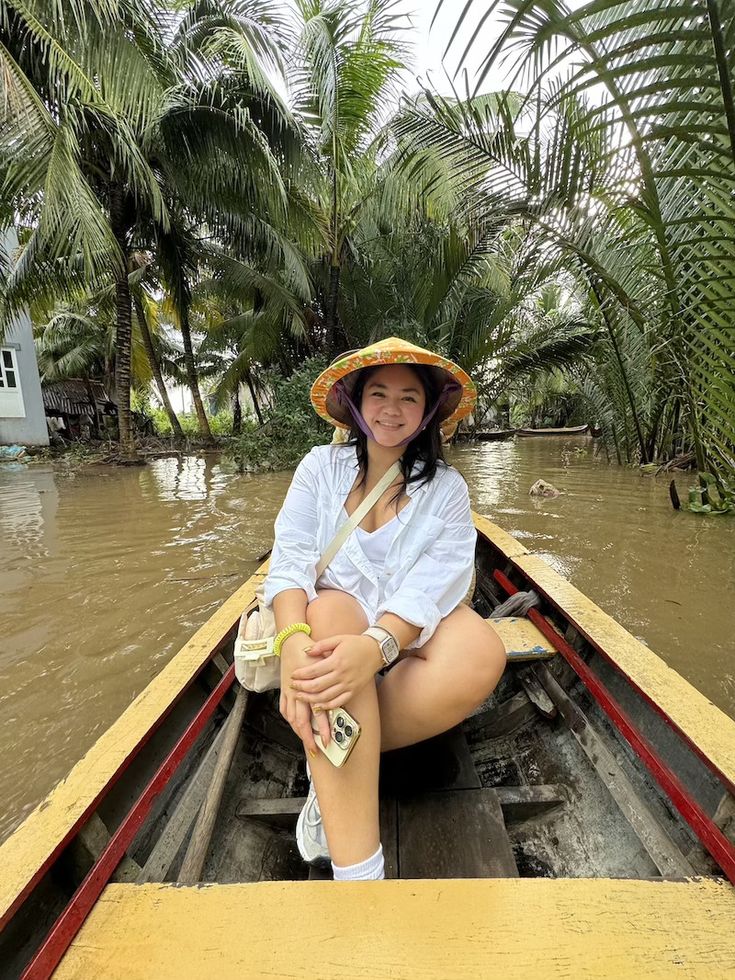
xmin=1 ymin=0 xmax=733 ymax=496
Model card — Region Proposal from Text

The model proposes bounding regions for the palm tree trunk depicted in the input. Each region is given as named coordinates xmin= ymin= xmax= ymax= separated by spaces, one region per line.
xmin=84 ymin=378 xmax=101 ymax=438
xmin=180 ymin=310 xmax=213 ymax=442
xmin=134 ymin=296 xmax=183 ymax=438
xmin=244 ymin=366 xmax=263 ymax=425
xmin=232 ymin=386 xmax=242 ymax=435
xmin=670 ymin=399 xmax=682 ymax=458
xmin=324 ymin=162 xmax=342 ymax=355
xmin=324 ymin=263 xmax=341 ymax=354
xmin=110 ymin=185 xmax=136 ymax=460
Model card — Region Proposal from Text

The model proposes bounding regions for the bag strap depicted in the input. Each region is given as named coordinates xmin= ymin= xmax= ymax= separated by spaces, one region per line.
xmin=315 ymin=460 xmax=402 ymax=578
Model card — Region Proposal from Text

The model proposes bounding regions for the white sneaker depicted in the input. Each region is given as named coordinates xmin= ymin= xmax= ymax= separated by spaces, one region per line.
xmin=296 ymin=780 xmax=330 ymax=865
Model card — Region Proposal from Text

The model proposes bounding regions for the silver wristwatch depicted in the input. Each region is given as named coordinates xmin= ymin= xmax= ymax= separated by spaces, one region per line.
xmin=363 ymin=626 xmax=400 ymax=668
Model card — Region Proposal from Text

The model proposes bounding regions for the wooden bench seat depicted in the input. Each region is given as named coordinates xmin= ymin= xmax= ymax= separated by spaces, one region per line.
xmin=490 ymin=616 xmax=559 ymax=662
xmin=54 ymin=878 xmax=735 ymax=979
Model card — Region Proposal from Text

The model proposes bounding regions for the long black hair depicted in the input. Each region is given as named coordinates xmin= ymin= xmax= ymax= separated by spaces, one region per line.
xmin=343 ymin=363 xmax=447 ymax=503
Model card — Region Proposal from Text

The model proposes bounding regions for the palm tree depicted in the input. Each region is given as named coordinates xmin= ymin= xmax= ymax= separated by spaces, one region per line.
xmin=2 ymin=0 xmax=171 ymax=456
xmin=291 ymin=0 xmax=410 ymax=353
xmin=423 ymin=0 xmax=735 ymax=480
xmin=1 ymin=0 xmax=299 ymax=456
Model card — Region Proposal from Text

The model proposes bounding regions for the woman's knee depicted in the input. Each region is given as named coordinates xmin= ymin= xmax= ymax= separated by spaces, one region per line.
xmin=306 ymin=588 xmax=369 ymax=639
xmin=435 ymin=607 xmax=507 ymax=701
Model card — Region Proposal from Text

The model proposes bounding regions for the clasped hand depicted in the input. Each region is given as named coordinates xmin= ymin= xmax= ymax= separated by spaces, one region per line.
xmin=290 ymin=634 xmax=382 ymax=710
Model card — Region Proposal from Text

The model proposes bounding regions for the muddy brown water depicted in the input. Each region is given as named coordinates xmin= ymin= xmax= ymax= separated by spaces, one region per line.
xmin=1 ymin=439 xmax=733 ymax=844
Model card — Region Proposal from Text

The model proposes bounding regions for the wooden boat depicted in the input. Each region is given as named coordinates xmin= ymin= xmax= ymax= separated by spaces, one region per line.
xmin=473 ymin=429 xmax=517 ymax=441
xmin=455 ymin=428 xmax=516 ymax=442
xmin=2 ymin=515 xmax=735 ymax=978
xmin=516 ymin=424 xmax=590 ymax=436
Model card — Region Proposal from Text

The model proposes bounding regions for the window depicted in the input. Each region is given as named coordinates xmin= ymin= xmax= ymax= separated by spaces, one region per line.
xmin=0 ymin=348 xmax=18 ymax=389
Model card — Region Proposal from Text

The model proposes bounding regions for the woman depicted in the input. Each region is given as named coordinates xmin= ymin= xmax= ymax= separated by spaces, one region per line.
xmin=263 ymin=337 xmax=506 ymax=881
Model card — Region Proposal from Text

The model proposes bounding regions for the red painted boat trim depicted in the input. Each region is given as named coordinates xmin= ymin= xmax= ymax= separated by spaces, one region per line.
xmin=21 ymin=664 xmax=236 ymax=980
xmin=495 ymin=556 xmax=735 ymax=800
xmin=0 ymin=631 xmax=235 ymax=934
xmin=493 ymin=569 xmax=735 ymax=884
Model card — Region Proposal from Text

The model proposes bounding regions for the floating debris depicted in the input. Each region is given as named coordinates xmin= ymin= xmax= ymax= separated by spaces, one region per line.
xmin=529 ymin=479 xmax=560 ymax=498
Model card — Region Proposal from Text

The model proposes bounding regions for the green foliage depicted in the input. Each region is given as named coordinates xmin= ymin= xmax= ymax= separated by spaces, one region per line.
xmin=684 ymin=473 xmax=735 ymax=516
xmin=5 ymin=0 xmax=735 ymax=503
xmin=151 ymin=409 xmax=234 ymax=439
xmin=225 ymin=357 xmax=331 ymax=473
xmin=395 ymin=2 xmax=735 ymax=492
xmin=129 ymin=389 xmax=234 ymax=438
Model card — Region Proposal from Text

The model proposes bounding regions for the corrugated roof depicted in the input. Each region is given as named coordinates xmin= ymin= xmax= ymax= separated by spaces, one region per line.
xmin=42 ymin=380 xmax=115 ymax=416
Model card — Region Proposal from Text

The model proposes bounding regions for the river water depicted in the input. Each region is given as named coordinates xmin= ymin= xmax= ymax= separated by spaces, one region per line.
xmin=1 ymin=438 xmax=733 ymax=843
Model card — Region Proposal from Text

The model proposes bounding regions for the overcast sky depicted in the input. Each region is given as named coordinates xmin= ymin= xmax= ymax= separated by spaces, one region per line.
xmin=397 ymin=1 xmax=512 ymax=97
xmin=275 ymin=1 xmax=515 ymax=102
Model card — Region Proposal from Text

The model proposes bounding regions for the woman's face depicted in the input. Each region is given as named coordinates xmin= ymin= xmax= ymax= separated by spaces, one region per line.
xmin=359 ymin=364 xmax=427 ymax=446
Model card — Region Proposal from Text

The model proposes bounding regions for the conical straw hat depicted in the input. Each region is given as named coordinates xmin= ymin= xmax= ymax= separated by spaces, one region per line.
xmin=311 ymin=337 xmax=476 ymax=430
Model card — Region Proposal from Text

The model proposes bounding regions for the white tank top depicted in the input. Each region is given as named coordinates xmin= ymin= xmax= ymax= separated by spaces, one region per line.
xmin=351 ymin=514 xmax=401 ymax=568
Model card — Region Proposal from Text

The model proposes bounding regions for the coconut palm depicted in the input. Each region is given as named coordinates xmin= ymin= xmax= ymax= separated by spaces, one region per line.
xmin=1 ymin=0 xmax=300 ymax=456
xmin=291 ymin=0 xmax=410 ymax=353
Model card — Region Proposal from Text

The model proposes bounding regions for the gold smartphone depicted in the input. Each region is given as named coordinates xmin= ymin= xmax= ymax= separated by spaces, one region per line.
xmin=311 ymin=708 xmax=361 ymax=768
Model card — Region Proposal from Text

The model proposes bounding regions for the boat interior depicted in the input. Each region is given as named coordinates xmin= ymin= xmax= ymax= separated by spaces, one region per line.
xmin=3 ymin=524 xmax=734 ymax=977
xmin=97 ymin=546 xmax=727 ymax=887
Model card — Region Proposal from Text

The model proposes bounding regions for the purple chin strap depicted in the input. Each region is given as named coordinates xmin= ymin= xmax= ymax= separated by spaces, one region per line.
xmin=334 ymin=377 xmax=461 ymax=447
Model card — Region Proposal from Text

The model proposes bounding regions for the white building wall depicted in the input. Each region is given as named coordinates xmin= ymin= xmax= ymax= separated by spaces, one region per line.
xmin=0 ymin=229 xmax=49 ymax=446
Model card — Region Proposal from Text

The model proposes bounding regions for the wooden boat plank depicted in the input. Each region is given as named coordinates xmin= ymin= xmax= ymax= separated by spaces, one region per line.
xmin=517 ymin=666 xmax=557 ymax=718
xmin=54 ymin=879 xmax=735 ymax=979
xmin=472 ymin=514 xmax=530 ymax=558
xmin=0 ymin=570 xmax=266 ymax=928
xmin=380 ymin=798 xmax=399 ymax=879
xmin=491 ymin=616 xmax=559 ymax=661
xmin=178 ymin=688 xmax=248 ymax=884
xmin=534 ymin=664 xmax=696 ymax=878
xmin=464 ymin=691 xmax=536 ymax=739
xmin=236 ymin=785 xmax=570 ymax=826
xmin=398 ymin=789 xmax=519 ymax=878
xmin=510 ymin=553 xmax=735 ymax=792
xmin=137 ymin=721 xmax=230 ymax=882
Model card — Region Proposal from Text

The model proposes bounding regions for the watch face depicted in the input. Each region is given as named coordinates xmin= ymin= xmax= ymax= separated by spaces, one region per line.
xmin=382 ymin=635 xmax=400 ymax=663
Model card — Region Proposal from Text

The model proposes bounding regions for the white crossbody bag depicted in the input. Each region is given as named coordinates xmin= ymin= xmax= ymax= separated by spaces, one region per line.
xmin=234 ymin=460 xmax=401 ymax=692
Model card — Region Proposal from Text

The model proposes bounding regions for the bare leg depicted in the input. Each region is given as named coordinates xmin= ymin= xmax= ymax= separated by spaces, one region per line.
xmin=303 ymin=589 xmax=379 ymax=867
xmin=298 ymin=593 xmax=505 ymax=863
xmin=378 ymin=604 xmax=506 ymax=752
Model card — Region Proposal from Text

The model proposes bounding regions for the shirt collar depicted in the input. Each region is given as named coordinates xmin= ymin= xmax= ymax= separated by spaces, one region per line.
xmin=336 ymin=445 xmax=432 ymax=499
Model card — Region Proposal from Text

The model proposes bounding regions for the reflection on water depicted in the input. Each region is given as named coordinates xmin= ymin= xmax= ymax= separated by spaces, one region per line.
xmin=1 ymin=441 xmax=734 ymax=843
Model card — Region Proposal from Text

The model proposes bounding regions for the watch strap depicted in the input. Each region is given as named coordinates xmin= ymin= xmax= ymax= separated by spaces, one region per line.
xmin=363 ymin=625 xmax=400 ymax=666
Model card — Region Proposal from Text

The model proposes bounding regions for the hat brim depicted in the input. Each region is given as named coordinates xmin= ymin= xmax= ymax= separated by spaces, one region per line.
xmin=310 ymin=338 xmax=476 ymax=431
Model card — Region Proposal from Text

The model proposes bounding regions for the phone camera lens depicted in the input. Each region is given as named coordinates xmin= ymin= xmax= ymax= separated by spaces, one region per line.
xmin=344 ymin=725 xmax=353 ymax=737
xmin=336 ymin=715 xmax=345 ymax=728
xmin=334 ymin=731 xmax=344 ymax=743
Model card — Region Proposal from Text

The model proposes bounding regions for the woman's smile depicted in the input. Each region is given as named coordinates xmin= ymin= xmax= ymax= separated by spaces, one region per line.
xmin=360 ymin=364 xmax=427 ymax=444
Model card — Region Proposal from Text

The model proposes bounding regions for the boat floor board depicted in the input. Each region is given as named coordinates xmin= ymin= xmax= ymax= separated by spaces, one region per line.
xmin=54 ymin=878 xmax=735 ymax=979
xmin=398 ymin=788 xmax=519 ymax=878
xmin=510 ymin=553 xmax=735 ymax=793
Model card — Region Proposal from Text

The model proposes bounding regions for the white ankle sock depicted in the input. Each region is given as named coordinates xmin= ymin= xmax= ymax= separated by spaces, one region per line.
xmin=332 ymin=844 xmax=385 ymax=881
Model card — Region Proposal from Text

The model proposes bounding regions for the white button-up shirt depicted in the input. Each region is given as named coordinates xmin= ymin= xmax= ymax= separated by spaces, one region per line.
xmin=263 ymin=444 xmax=476 ymax=648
